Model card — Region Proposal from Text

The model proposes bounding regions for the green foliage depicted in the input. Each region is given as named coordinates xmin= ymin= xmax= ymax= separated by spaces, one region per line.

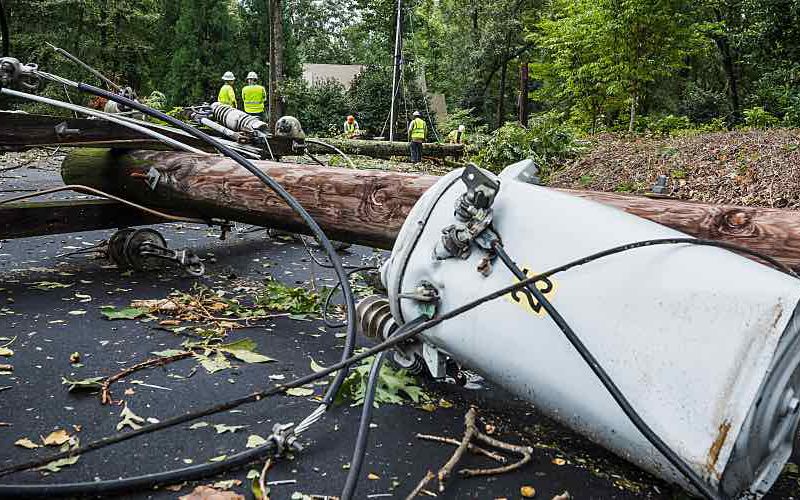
xmin=337 ymin=353 xmax=428 ymax=407
xmin=284 ymin=78 xmax=350 ymax=135
xmin=255 ymin=279 xmax=322 ymax=315
xmin=743 ymin=107 xmax=779 ymax=129
xmin=472 ymin=112 xmax=581 ymax=173
xmin=647 ymin=115 xmax=692 ymax=136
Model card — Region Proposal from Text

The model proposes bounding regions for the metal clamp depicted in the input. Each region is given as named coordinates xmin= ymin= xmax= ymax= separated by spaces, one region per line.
xmin=54 ymin=121 xmax=81 ymax=138
xmin=268 ymin=422 xmax=303 ymax=456
xmin=0 ymin=57 xmax=42 ymax=91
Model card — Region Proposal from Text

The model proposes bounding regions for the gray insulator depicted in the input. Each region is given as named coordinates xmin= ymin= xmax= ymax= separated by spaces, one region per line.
xmin=211 ymin=102 xmax=268 ymax=134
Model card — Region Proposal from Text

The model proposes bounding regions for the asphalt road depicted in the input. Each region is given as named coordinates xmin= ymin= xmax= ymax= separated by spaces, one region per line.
xmin=0 ymin=153 xmax=799 ymax=499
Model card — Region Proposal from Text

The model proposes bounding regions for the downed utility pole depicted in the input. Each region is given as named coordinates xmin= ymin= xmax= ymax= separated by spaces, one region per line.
xmin=0 ymin=112 xmax=296 ymax=155
xmin=305 ymin=137 xmax=464 ymax=160
xmin=62 ymin=148 xmax=800 ymax=269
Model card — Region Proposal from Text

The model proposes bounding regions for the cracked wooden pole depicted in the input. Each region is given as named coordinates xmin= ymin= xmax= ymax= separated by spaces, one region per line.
xmin=61 ymin=148 xmax=800 ymax=270
xmin=306 ymin=137 xmax=464 ymax=159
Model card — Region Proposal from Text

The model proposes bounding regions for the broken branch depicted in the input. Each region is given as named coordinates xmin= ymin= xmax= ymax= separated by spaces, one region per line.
xmin=101 ymin=352 xmax=193 ymax=404
xmin=415 ymin=433 xmax=507 ymax=463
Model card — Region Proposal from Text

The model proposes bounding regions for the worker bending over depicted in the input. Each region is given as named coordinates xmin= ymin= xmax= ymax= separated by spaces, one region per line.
xmin=344 ymin=115 xmax=360 ymax=138
xmin=242 ymin=72 xmax=267 ymax=118
xmin=218 ymin=71 xmax=238 ymax=108
xmin=448 ymin=124 xmax=466 ymax=144
xmin=408 ymin=111 xmax=427 ymax=163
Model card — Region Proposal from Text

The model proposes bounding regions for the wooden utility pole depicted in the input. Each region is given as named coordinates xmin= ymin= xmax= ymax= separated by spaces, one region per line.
xmin=518 ymin=62 xmax=529 ymax=125
xmin=268 ymin=0 xmax=285 ymax=129
xmin=62 ymin=148 xmax=800 ymax=269
xmin=388 ymin=0 xmax=402 ymax=142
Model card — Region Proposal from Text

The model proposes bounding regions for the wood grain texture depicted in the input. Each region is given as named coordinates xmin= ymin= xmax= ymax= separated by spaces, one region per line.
xmin=62 ymin=149 xmax=438 ymax=249
xmin=61 ymin=149 xmax=800 ymax=269
xmin=0 ymin=199 xmax=168 ymax=239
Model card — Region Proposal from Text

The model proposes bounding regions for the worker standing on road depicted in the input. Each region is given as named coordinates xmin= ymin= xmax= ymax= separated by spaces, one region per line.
xmin=447 ymin=124 xmax=466 ymax=144
xmin=218 ymin=71 xmax=238 ymax=109
xmin=344 ymin=115 xmax=360 ymax=138
xmin=408 ymin=111 xmax=427 ymax=163
xmin=242 ymin=72 xmax=267 ymax=118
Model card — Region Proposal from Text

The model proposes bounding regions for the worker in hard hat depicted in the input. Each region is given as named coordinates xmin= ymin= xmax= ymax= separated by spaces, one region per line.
xmin=242 ymin=71 xmax=267 ymax=118
xmin=218 ymin=72 xmax=238 ymax=109
xmin=447 ymin=124 xmax=467 ymax=144
xmin=408 ymin=111 xmax=427 ymax=163
xmin=343 ymin=115 xmax=360 ymax=138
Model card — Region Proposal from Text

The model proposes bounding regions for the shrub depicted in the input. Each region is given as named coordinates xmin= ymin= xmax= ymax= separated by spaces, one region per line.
xmin=283 ymin=78 xmax=350 ymax=136
xmin=743 ymin=106 xmax=779 ymax=129
xmin=648 ymin=114 xmax=692 ymax=135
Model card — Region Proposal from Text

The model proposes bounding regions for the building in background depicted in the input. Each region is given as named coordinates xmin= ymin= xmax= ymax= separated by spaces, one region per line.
xmin=302 ymin=64 xmax=364 ymax=89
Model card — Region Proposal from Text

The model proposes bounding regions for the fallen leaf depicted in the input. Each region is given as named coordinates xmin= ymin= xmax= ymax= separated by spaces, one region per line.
xmin=159 ymin=319 xmax=182 ymax=326
xmin=420 ymin=403 xmax=436 ymax=412
xmin=67 ymin=310 xmax=87 ymax=316
xmin=213 ymin=423 xmax=246 ymax=434
xmin=209 ymin=455 xmax=227 ymax=462
xmin=151 ymin=349 xmax=188 ymax=357
xmin=438 ymin=399 xmax=453 ymax=409
xmin=217 ymin=338 xmax=275 ymax=364
xmin=285 ymin=387 xmax=314 ymax=397
xmin=117 ymin=404 xmax=145 ymax=431
xmin=124 ymin=388 xmax=135 ymax=396
xmin=520 ymin=485 xmax=537 ymax=498
xmin=211 ymin=479 xmax=242 ymax=490
xmin=178 ymin=485 xmax=244 ymax=500
xmin=131 ymin=298 xmax=179 ymax=311
xmin=42 ymin=429 xmax=70 ymax=446
xmin=246 ymin=434 xmax=268 ymax=448
xmin=38 ymin=455 xmax=79 ymax=473
xmin=367 ymin=473 xmax=380 ymax=480
xmin=100 ymin=306 xmax=146 ymax=320
xmin=246 ymin=469 xmax=260 ymax=480
xmin=551 ymin=492 xmax=571 ymax=500
xmin=165 ymin=484 xmax=185 ymax=492
xmin=29 ymin=281 xmax=73 ymax=291
xmin=551 ymin=458 xmax=566 ymax=466
xmin=484 ymin=423 xmax=496 ymax=434
xmin=309 ymin=358 xmax=326 ymax=373
xmin=189 ymin=421 xmax=209 ymax=430
xmin=14 ymin=438 xmax=40 ymax=449
xmin=0 ymin=347 xmax=13 ymax=357
xmin=61 ymin=376 xmax=104 ymax=392
xmin=69 ymin=352 xmax=80 ymax=364
xmin=195 ymin=352 xmax=231 ymax=374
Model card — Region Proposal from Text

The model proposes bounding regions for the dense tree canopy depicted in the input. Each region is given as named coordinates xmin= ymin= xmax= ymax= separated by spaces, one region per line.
xmin=3 ymin=0 xmax=800 ymax=135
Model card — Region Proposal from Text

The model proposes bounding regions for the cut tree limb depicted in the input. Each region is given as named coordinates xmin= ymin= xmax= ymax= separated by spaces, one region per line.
xmin=61 ymin=149 xmax=800 ymax=270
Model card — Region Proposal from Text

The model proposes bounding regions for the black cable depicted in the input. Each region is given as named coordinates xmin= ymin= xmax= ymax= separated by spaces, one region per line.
xmin=75 ymin=83 xmax=358 ymax=407
xmin=0 ymin=0 xmax=8 ymax=57
xmin=492 ymin=242 xmax=723 ymax=500
xmin=323 ymin=266 xmax=379 ymax=328
xmin=0 ymin=237 xmax=789 ymax=495
xmin=340 ymin=317 xmax=426 ymax=500
xmin=0 ymin=442 xmax=276 ymax=498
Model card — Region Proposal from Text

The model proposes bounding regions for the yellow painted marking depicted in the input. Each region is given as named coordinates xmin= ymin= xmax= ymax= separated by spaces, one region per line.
xmin=505 ymin=264 xmax=558 ymax=317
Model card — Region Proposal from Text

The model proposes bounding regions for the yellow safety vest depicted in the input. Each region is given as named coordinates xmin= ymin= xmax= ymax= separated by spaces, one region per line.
xmin=409 ymin=117 xmax=427 ymax=141
xmin=218 ymin=84 xmax=237 ymax=108
xmin=242 ymin=85 xmax=266 ymax=113
xmin=345 ymin=121 xmax=358 ymax=133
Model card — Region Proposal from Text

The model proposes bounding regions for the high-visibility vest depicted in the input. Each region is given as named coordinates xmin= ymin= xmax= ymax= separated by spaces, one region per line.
xmin=344 ymin=121 xmax=359 ymax=133
xmin=218 ymin=84 xmax=237 ymax=108
xmin=409 ymin=117 xmax=427 ymax=141
xmin=242 ymin=84 xmax=266 ymax=113
xmin=447 ymin=129 xmax=466 ymax=144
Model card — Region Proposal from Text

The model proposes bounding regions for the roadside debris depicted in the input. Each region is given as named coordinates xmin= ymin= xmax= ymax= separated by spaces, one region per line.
xmin=406 ymin=408 xmax=534 ymax=499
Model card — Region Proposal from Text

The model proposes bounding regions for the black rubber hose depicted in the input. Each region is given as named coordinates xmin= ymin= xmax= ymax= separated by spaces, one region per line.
xmin=340 ymin=316 xmax=426 ymax=500
xmin=0 ymin=442 xmax=275 ymax=498
xmin=0 ymin=0 xmax=9 ymax=57
xmin=492 ymin=242 xmax=723 ymax=500
xmin=75 ymin=83 xmax=357 ymax=406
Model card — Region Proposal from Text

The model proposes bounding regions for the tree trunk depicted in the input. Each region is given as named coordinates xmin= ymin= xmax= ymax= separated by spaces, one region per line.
xmin=0 ymin=0 xmax=10 ymax=57
xmin=496 ymin=55 xmax=508 ymax=129
xmin=518 ymin=62 xmax=529 ymax=126
xmin=713 ymin=9 xmax=741 ymax=122
xmin=61 ymin=149 xmax=800 ymax=269
xmin=628 ymin=94 xmax=637 ymax=132
xmin=305 ymin=138 xmax=464 ymax=159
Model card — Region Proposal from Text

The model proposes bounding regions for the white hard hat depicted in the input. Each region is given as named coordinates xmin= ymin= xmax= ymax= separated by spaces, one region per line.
xmin=458 ymin=125 xmax=465 ymax=132
xmin=413 ymin=111 xmax=421 ymax=117
xmin=247 ymin=71 xmax=258 ymax=80
xmin=222 ymin=71 xmax=235 ymax=81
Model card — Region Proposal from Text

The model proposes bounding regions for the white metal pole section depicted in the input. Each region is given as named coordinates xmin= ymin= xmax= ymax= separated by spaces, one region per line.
xmin=389 ymin=0 xmax=402 ymax=142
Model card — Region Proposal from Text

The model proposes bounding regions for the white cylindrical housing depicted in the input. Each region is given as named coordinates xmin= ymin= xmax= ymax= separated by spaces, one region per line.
xmin=381 ymin=160 xmax=800 ymax=498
